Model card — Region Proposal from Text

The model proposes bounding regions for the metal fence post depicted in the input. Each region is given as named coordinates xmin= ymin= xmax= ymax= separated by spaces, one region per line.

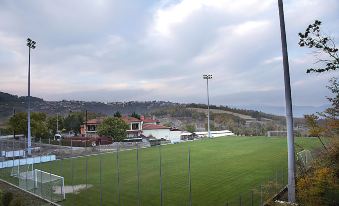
xmin=159 ymin=145 xmax=163 ymax=206
xmin=137 ymin=142 xmax=141 ymax=206
xmin=282 ymin=169 xmax=284 ymax=186
xmin=25 ymin=152 xmax=28 ymax=189
xmin=1 ymin=140 xmax=3 ymax=174
xmin=71 ymin=139 xmax=74 ymax=194
xmin=59 ymin=139 xmax=63 ymax=199
xmin=40 ymin=140 xmax=42 ymax=197
xmin=251 ymin=190 xmax=254 ymax=206
xmin=59 ymin=139 xmax=64 ymax=180
xmin=276 ymin=170 xmax=278 ymax=193
xmin=86 ymin=157 xmax=88 ymax=190
xmin=49 ymin=154 xmax=53 ymax=202
xmin=12 ymin=138 xmax=15 ymax=169
xmin=260 ymin=184 xmax=263 ymax=206
xmin=100 ymin=157 xmax=102 ymax=206
xmin=188 ymin=147 xmax=192 ymax=206
xmin=117 ymin=142 xmax=120 ymax=206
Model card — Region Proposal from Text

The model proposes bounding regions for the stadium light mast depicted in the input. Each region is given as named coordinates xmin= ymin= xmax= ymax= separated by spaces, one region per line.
xmin=278 ymin=0 xmax=296 ymax=202
xmin=203 ymin=74 xmax=212 ymax=138
xmin=27 ymin=38 xmax=36 ymax=156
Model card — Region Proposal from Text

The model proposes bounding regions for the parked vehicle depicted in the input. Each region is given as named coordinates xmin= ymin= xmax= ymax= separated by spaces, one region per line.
xmin=54 ymin=134 xmax=62 ymax=141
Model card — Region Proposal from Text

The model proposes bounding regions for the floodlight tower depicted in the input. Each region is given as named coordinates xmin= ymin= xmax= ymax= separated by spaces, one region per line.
xmin=278 ymin=0 xmax=296 ymax=202
xmin=203 ymin=74 xmax=212 ymax=138
xmin=27 ymin=38 xmax=36 ymax=155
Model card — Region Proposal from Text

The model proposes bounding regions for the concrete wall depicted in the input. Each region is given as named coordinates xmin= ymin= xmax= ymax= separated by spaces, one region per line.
xmin=142 ymin=129 xmax=170 ymax=140
xmin=168 ymin=131 xmax=181 ymax=143
xmin=142 ymin=129 xmax=181 ymax=143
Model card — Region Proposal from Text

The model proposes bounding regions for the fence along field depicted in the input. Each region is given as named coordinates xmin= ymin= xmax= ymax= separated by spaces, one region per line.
xmin=0 ymin=136 xmax=322 ymax=206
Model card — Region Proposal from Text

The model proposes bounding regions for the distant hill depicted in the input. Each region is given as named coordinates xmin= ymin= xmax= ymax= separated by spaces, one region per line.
xmin=236 ymin=104 xmax=329 ymax=117
xmin=0 ymin=91 xmax=179 ymax=124
xmin=0 ymin=91 xmax=303 ymax=136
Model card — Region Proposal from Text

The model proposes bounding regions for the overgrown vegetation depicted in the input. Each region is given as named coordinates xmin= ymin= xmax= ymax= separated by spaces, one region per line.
xmin=0 ymin=190 xmax=23 ymax=206
xmin=4 ymin=111 xmax=103 ymax=138
xmin=296 ymin=20 xmax=339 ymax=206
xmin=296 ymin=139 xmax=339 ymax=205
xmin=298 ymin=20 xmax=338 ymax=73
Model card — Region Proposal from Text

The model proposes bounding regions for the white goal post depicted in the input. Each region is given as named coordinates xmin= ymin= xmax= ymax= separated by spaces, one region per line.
xmin=14 ymin=167 xmax=65 ymax=202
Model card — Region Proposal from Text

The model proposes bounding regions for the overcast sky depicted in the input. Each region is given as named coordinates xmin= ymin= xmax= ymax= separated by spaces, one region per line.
xmin=0 ymin=0 xmax=338 ymax=107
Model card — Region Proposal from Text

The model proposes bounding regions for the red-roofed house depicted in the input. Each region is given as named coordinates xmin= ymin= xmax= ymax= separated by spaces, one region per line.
xmin=80 ymin=115 xmax=181 ymax=142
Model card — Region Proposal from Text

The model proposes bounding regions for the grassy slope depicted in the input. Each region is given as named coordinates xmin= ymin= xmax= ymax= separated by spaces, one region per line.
xmin=31 ymin=137 xmax=321 ymax=205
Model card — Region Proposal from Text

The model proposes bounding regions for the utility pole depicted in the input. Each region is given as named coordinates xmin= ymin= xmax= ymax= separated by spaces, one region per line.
xmin=13 ymin=109 xmax=16 ymax=139
xmin=277 ymin=0 xmax=296 ymax=202
xmin=203 ymin=74 xmax=212 ymax=138
xmin=26 ymin=38 xmax=36 ymax=156
xmin=85 ymin=110 xmax=88 ymax=137
xmin=56 ymin=113 xmax=59 ymax=134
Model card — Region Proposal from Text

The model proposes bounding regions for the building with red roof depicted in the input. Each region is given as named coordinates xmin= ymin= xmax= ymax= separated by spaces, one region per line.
xmin=80 ymin=115 xmax=181 ymax=142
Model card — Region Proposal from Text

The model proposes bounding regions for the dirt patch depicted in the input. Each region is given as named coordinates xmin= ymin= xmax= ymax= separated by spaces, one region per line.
xmin=54 ymin=184 xmax=93 ymax=194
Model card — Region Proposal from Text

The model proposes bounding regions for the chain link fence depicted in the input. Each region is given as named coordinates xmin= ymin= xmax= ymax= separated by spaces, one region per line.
xmin=0 ymin=136 xmax=296 ymax=206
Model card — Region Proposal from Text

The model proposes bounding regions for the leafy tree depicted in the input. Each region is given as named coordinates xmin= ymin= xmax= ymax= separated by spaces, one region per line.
xmin=30 ymin=112 xmax=49 ymax=138
xmin=184 ymin=124 xmax=196 ymax=133
xmin=163 ymin=122 xmax=172 ymax=127
xmin=47 ymin=115 xmax=64 ymax=135
xmin=298 ymin=20 xmax=338 ymax=73
xmin=97 ymin=117 xmax=129 ymax=142
xmin=7 ymin=112 xmax=48 ymax=139
xmin=131 ymin=112 xmax=140 ymax=119
xmin=113 ymin=111 xmax=122 ymax=118
xmin=8 ymin=112 xmax=27 ymax=136
xmin=205 ymin=122 xmax=216 ymax=131
xmin=304 ymin=114 xmax=323 ymax=137
xmin=63 ymin=112 xmax=84 ymax=134
xmin=320 ymin=77 xmax=339 ymax=137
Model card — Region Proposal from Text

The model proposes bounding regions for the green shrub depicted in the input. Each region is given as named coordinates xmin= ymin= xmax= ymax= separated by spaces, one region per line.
xmin=2 ymin=192 xmax=13 ymax=206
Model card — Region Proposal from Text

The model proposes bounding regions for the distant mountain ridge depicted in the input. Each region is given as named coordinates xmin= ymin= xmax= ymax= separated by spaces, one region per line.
xmin=236 ymin=104 xmax=329 ymax=117
xmin=0 ymin=91 xmax=307 ymax=124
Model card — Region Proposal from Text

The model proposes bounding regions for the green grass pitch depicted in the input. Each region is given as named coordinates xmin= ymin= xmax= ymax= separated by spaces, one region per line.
xmin=24 ymin=137 xmax=326 ymax=205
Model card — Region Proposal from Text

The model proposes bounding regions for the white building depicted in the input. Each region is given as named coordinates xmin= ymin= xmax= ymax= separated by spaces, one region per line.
xmin=82 ymin=115 xmax=182 ymax=143
xmin=142 ymin=125 xmax=181 ymax=143
xmin=195 ymin=130 xmax=234 ymax=138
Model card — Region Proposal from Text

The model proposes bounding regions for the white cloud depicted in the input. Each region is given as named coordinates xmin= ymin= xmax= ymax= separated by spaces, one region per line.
xmin=0 ymin=0 xmax=338 ymax=106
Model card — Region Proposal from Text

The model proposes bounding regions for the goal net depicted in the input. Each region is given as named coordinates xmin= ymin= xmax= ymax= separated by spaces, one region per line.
xmin=267 ymin=131 xmax=287 ymax=137
xmin=11 ymin=164 xmax=33 ymax=178
xmin=17 ymin=169 xmax=65 ymax=202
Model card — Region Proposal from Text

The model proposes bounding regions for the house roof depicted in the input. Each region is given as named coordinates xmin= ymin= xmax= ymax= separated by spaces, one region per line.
xmin=84 ymin=116 xmax=163 ymax=127
xmin=86 ymin=117 xmax=105 ymax=125
xmin=142 ymin=124 xmax=170 ymax=130
xmin=121 ymin=116 xmax=142 ymax=123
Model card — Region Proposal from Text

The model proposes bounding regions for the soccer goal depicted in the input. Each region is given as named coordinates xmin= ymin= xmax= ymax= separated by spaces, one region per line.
xmin=10 ymin=163 xmax=34 ymax=178
xmin=17 ymin=168 xmax=65 ymax=202
xmin=267 ymin=131 xmax=287 ymax=137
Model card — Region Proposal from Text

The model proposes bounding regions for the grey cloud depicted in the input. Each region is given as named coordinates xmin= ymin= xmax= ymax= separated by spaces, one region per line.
xmin=0 ymin=0 xmax=338 ymax=107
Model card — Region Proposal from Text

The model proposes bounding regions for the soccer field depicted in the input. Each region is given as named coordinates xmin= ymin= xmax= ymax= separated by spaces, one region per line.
xmin=33 ymin=136 xmax=321 ymax=206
